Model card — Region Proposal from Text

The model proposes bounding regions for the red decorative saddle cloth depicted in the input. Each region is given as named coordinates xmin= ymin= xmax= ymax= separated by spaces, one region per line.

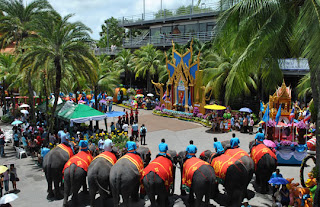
xmin=250 ymin=144 xmax=277 ymax=170
xmin=63 ymin=151 xmax=93 ymax=174
xmin=211 ymin=154 xmax=238 ymax=180
xmin=119 ymin=153 xmax=144 ymax=176
xmin=93 ymin=151 xmax=117 ymax=165
xmin=57 ymin=143 xmax=74 ymax=158
xmin=182 ymin=157 xmax=209 ymax=190
xmin=141 ymin=156 xmax=173 ymax=191
xmin=224 ymin=148 xmax=249 ymax=160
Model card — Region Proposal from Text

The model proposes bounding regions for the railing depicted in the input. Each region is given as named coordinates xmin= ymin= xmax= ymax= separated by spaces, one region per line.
xmin=118 ymin=3 xmax=220 ymax=26
xmin=123 ymin=31 xmax=216 ymax=48
xmin=94 ymin=48 xmax=122 ymax=56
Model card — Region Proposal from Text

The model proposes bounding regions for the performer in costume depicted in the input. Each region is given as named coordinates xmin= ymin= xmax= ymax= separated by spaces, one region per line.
xmin=211 ymin=137 xmax=225 ymax=159
xmin=185 ymin=140 xmax=197 ymax=159
xmin=255 ymin=128 xmax=265 ymax=145
xmin=126 ymin=136 xmax=137 ymax=154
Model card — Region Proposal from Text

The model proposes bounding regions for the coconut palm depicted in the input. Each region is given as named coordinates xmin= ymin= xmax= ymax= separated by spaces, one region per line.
xmin=134 ymin=44 xmax=165 ymax=92
xmin=114 ymin=49 xmax=135 ymax=88
xmin=0 ymin=0 xmax=53 ymax=124
xmin=20 ymin=13 xmax=98 ymax=133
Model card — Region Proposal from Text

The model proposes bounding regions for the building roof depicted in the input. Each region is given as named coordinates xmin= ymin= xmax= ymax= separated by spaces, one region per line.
xmin=278 ymin=58 xmax=309 ymax=75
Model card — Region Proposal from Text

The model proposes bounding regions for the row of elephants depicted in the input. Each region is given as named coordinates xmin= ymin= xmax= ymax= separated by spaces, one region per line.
xmin=43 ymin=141 xmax=277 ymax=207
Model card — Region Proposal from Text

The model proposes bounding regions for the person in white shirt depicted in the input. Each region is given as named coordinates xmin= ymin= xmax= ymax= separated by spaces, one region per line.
xmin=122 ymin=123 xmax=129 ymax=134
xmin=98 ymin=136 xmax=105 ymax=151
xmin=103 ymin=137 xmax=113 ymax=152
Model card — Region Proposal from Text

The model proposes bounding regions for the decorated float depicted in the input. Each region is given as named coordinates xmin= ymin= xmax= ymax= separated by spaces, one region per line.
xmin=261 ymin=81 xmax=312 ymax=165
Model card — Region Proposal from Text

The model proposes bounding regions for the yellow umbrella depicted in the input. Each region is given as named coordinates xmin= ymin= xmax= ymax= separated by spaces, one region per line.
xmin=204 ymin=104 xmax=226 ymax=110
xmin=0 ymin=165 xmax=8 ymax=174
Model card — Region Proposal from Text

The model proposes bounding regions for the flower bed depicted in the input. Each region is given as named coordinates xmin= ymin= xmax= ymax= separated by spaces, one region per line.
xmin=153 ymin=106 xmax=211 ymax=127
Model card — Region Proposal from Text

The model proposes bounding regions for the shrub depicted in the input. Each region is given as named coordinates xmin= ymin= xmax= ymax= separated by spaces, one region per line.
xmin=1 ymin=114 xmax=13 ymax=123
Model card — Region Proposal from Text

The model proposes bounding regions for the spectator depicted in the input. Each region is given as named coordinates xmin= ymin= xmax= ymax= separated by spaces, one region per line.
xmin=13 ymin=130 xmax=19 ymax=147
xmin=103 ymin=136 xmax=113 ymax=152
xmin=110 ymin=122 xmax=116 ymax=134
xmin=239 ymin=116 xmax=244 ymax=132
xmin=219 ymin=120 xmax=224 ymax=133
xmin=243 ymin=116 xmax=248 ymax=133
xmin=9 ymin=164 xmax=17 ymax=191
xmin=241 ymin=198 xmax=251 ymax=207
xmin=132 ymin=122 xmax=139 ymax=141
xmin=280 ymin=185 xmax=290 ymax=207
xmin=2 ymin=166 xmax=9 ymax=194
xmin=0 ymin=173 xmax=3 ymax=197
xmin=98 ymin=136 xmax=105 ymax=151
xmin=0 ymin=134 xmax=5 ymax=157
xmin=21 ymin=133 xmax=28 ymax=149
xmin=271 ymin=169 xmax=283 ymax=193
xmin=231 ymin=116 xmax=235 ymax=130
xmin=122 ymin=122 xmax=129 ymax=134
xmin=140 ymin=124 xmax=147 ymax=145
xmin=249 ymin=116 xmax=254 ymax=134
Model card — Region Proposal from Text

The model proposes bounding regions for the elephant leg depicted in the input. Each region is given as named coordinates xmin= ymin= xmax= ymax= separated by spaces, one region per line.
xmin=63 ymin=175 xmax=70 ymax=207
xmin=188 ymin=187 xmax=195 ymax=204
xmin=147 ymin=191 xmax=156 ymax=207
xmin=71 ymin=182 xmax=82 ymax=206
xmin=158 ymin=193 xmax=168 ymax=207
xmin=111 ymin=187 xmax=120 ymax=207
xmin=83 ymin=178 xmax=88 ymax=193
xmin=99 ymin=189 xmax=109 ymax=207
xmin=89 ymin=184 xmax=97 ymax=207
xmin=122 ymin=191 xmax=130 ymax=207
xmin=46 ymin=173 xmax=54 ymax=198
xmin=54 ymin=176 xmax=63 ymax=199
xmin=131 ymin=183 xmax=140 ymax=202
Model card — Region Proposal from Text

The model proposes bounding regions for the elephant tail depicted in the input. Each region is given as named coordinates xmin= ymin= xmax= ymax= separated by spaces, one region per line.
xmin=95 ymin=177 xmax=109 ymax=193
xmin=69 ymin=164 xmax=77 ymax=193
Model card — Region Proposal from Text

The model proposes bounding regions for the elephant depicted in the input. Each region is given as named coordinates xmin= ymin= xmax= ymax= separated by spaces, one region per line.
xmin=63 ymin=151 xmax=93 ymax=207
xmin=109 ymin=147 xmax=151 ymax=207
xmin=43 ymin=144 xmax=73 ymax=199
xmin=249 ymin=141 xmax=277 ymax=193
xmin=200 ymin=151 xmax=250 ymax=207
xmin=178 ymin=151 xmax=218 ymax=207
xmin=88 ymin=151 xmax=118 ymax=207
xmin=141 ymin=150 xmax=178 ymax=207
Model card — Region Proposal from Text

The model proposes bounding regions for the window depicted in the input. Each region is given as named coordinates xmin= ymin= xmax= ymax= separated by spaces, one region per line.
xmin=185 ymin=24 xmax=198 ymax=34
xmin=161 ymin=26 xmax=172 ymax=35
xmin=199 ymin=23 xmax=206 ymax=32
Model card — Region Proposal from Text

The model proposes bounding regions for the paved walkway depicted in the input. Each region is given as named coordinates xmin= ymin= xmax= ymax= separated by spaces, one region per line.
xmin=0 ymin=106 xmax=302 ymax=206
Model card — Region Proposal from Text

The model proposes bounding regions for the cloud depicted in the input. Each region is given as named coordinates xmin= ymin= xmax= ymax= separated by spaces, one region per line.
xmin=47 ymin=0 xmax=197 ymax=40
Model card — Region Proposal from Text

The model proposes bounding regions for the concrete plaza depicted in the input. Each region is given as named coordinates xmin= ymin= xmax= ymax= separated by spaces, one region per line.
xmin=0 ymin=106 xmax=302 ymax=206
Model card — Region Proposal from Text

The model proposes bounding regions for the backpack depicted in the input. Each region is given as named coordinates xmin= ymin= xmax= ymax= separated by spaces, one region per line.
xmin=141 ymin=127 xmax=146 ymax=135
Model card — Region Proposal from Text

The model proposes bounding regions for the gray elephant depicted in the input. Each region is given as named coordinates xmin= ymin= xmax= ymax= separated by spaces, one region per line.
xmin=178 ymin=151 xmax=217 ymax=207
xmin=43 ymin=144 xmax=74 ymax=199
xmin=88 ymin=151 xmax=118 ymax=207
xmin=141 ymin=150 xmax=178 ymax=207
xmin=63 ymin=150 xmax=93 ymax=207
xmin=249 ymin=141 xmax=277 ymax=193
xmin=109 ymin=146 xmax=151 ymax=207
xmin=200 ymin=151 xmax=250 ymax=207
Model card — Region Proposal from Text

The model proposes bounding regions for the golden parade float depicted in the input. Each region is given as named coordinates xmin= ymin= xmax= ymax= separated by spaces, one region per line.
xmin=262 ymin=81 xmax=312 ymax=164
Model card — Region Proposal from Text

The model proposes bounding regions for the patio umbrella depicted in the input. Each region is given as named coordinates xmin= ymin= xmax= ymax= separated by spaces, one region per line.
xmin=11 ymin=120 xmax=23 ymax=125
xmin=99 ymin=99 xmax=107 ymax=104
xmin=19 ymin=103 xmax=30 ymax=108
xmin=135 ymin=94 xmax=144 ymax=98
xmin=0 ymin=165 xmax=8 ymax=174
xmin=204 ymin=104 xmax=226 ymax=110
xmin=239 ymin=107 xmax=252 ymax=113
xmin=0 ymin=193 xmax=18 ymax=204
xmin=20 ymin=110 xmax=29 ymax=114
xmin=147 ymin=93 xmax=154 ymax=97
xmin=263 ymin=140 xmax=276 ymax=148
xmin=268 ymin=177 xmax=289 ymax=185
xmin=106 ymin=96 xmax=113 ymax=100
xmin=78 ymin=100 xmax=86 ymax=104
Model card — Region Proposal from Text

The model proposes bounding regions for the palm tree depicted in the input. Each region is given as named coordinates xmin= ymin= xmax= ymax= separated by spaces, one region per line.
xmin=134 ymin=44 xmax=165 ymax=93
xmin=0 ymin=53 xmax=17 ymax=115
xmin=0 ymin=0 xmax=53 ymax=124
xmin=216 ymin=0 xmax=320 ymax=203
xmin=114 ymin=49 xmax=135 ymax=88
xmin=20 ymin=13 xmax=98 ymax=133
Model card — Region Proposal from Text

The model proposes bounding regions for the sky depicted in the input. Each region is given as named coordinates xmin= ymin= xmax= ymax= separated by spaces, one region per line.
xmin=47 ymin=0 xmax=216 ymax=40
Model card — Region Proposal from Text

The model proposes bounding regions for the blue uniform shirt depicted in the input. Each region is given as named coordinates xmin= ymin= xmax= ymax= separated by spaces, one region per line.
xmin=255 ymin=132 xmax=265 ymax=142
xmin=230 ymin=137 xmax=240 ymax=148
xmin=214 ymin=141 xmax=224 ymax=154
xmin=186 ymin=144 xmax=197 ymax=158
xmin=41 ymin=147 xmax=50 ymax=158
xmin=126 ymin=141 xmax=137 ymax=152
xmin=158 ymin=142 xmax=168 ymax=156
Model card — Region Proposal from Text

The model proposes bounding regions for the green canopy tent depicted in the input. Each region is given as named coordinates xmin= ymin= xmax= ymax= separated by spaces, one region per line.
xmin=37 ymin=100 xmax=67 ymax=115
xmin=57 ymin=104 xmax=107 ymax=127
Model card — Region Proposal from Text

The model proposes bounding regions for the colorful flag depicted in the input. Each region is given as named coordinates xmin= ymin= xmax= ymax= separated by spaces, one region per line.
xmin=289 ymin=108 xmax=295 ymax=122
xmin=262 ymin=104 xmax=270 ymax=123
xmin=275 ymin=104 xmax=282 ymax=124
xmin=260 ymin=101 xmax=265 ymax=112
xmin=303 ymin=110 xmax=311 ymax=123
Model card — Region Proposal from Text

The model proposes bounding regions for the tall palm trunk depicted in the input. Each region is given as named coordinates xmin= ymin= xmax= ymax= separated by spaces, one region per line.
xmin=94 ymin=85 xmax=99 ymax=129
xmin=146 ymin=70 xmax=150 ymax=93
xmin=43 ymin=73 xmax=49 ymax=134
xmin=1 ymin=78 xmax=6 ymax=114
xmin=49 ymin=57 xmax=62 ymax=134
xmin=27 ymin=71 xmax=35 ymax=126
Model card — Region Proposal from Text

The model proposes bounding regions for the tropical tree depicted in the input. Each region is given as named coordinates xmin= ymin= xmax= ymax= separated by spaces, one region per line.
xmin=134 ymin=44 xmax=165 ymax=93
xmin=215 ymin=0 xmax=320 ymax=203
xmin=20 ymin=13 xmax=98 ymax=133
xmin=114 ymin=49 xmax=135 ymax=88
